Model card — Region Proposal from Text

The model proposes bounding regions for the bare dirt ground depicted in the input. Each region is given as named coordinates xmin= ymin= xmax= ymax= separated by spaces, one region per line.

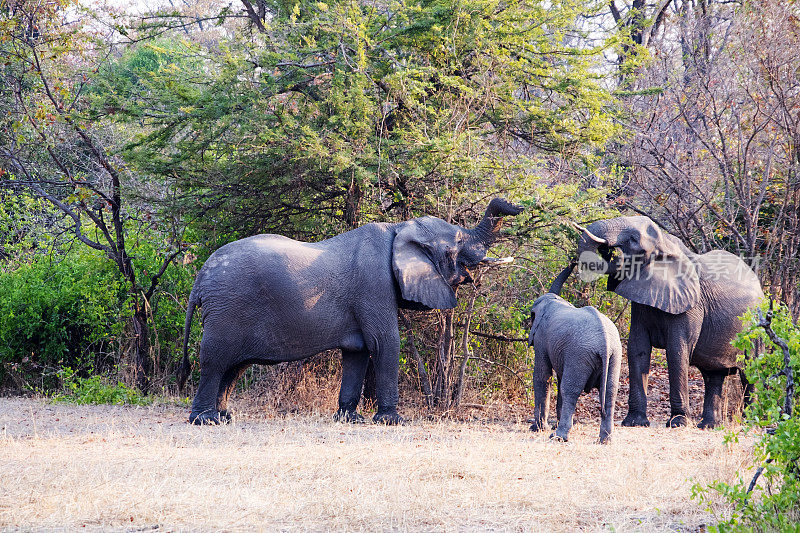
xmin=0 ymin=394 xmax=752 ymax=532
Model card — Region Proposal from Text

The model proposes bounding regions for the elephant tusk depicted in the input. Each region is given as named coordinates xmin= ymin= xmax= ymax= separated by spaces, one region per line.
xmin=571 ymin=221 xmax=607 ymax=245
xmin=479 ymin=256 xmax=514 ymax=266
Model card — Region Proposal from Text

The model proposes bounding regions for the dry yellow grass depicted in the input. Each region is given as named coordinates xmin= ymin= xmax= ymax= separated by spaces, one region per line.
xmin=0 ymin=397 xmax=752 ymax=532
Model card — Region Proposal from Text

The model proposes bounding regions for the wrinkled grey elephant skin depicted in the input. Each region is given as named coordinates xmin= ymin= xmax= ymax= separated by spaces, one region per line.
xmin=576 ymin=216 xmax=764 ymax=429
xmin=177 ymin=199 xmax=522 ymax=425
xmin=528 ymin=265 xmax=623 ymax=443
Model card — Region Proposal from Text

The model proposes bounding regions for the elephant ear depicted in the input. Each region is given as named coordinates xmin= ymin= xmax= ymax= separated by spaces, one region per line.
xmin=611 ymin=233 xmax=701 ymax=314
xmin=392 ymin=218 xmax=457 ymax=310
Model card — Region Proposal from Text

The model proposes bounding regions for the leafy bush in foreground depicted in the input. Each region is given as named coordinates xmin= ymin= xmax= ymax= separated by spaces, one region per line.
xmin=693 ymin=301 xmax=800 ymax=532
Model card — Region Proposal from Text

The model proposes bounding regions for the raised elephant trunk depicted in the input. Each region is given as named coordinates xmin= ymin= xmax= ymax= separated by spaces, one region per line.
xmin=471 ymin=198 xmax=524 ymax=246
xmin=548 ymin=263 xmax=576 ymax=295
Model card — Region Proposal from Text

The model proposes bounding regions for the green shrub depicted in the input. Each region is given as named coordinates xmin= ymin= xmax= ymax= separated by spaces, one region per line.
xmin=692 ymin=301 xmax=800 ymax=532
xmin=0 ymin=248 xmax=129 ymax=390
xmin=0 ymin=209 xmax=202 ymax=392
xmin=52 ymin=368 xmax=150 ymax=405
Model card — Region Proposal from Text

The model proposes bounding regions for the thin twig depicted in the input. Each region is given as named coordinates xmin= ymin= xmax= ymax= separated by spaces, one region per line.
xmin=747 ymin=459 xmax=773 ymax=494
xmin=453 ymin=354 xmax=531 ymax=403
xmin=469 ymin=330 xmax=528 ymax=343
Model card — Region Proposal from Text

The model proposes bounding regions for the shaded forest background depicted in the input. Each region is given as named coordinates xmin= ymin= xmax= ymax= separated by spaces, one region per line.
xmin=0 ymin=0 xmax=798 ymax=411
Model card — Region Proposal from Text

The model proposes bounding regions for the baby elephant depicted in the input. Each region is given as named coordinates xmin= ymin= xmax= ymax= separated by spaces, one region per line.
xmin=528 ymin=264 xmax=622 ymax=443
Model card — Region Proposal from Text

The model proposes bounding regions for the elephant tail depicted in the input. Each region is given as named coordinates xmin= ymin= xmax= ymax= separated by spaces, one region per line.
xmin=599 ymin=348 xmax=610 ymax=414
xmin=599 ymin=328 xmax=619 ymax=415
xmin=177 ymin=287 xmax=199 ymax=393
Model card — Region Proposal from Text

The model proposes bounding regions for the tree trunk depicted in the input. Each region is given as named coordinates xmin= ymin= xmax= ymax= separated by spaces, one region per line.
xmin=344 ymin=175 xmax=363 ymax=228
xmin=132 ymin=304 xmax=151 ymax=393
xmin=453 ymin=275 xmax=480 ymax=408
xmin=434 ymin=310 xmax=455 ymax=408
xmin=400 ymin=313 xmax=434 ymax=408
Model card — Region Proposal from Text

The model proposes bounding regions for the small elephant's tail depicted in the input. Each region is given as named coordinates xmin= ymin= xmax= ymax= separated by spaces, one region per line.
xmin=599 ymin=349 xmax=610 ymax=414
xmin=177 ymin=287 xmax=199 ymax=393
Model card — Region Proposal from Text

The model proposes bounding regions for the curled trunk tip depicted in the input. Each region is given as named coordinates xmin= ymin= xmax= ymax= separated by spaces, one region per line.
xmin=472 ymin=198 xmax=523 ymax=245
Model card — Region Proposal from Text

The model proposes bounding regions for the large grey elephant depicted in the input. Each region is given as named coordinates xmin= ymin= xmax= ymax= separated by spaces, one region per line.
xmin=177 ymin=198 xmax=522 ymax=425
xmin=575 ymin=216 xmax=764 ymax=428
xmin=528 ymin=264 xmax=623 ymax=443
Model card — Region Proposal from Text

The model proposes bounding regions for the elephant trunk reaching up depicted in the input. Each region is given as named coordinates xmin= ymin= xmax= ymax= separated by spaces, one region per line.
xmin=471 ymin=198 xmax=524 ymax=247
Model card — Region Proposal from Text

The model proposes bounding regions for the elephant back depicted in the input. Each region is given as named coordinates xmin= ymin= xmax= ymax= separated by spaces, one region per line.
xmin=695 ymin=249 xmax=764 ymax=319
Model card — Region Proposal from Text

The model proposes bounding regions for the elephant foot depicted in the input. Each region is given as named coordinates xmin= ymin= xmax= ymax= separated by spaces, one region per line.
xmin=621 ymin=412 xmax=650 ymax=427
xmin=549 ymin=432 xmax=568 ymax=442
xmin=333 ymin=409 xmax=366 ymax=424
xmin=598 ymin=430 xmax=612 ymax=444
xmin=218 ymin=409 xmax=233 ymax=424
xmin=697 ymin=417 xmax=719 ymax=430
xmin=529 ymin=419 xmax=550 ymax=432
xmin=189 ymin=410 xmax=222 ymax=425
xmin=373 ymin=410 xmax=405 ymax=426
xmin=666 ymin=414 xmax=689 ymax=428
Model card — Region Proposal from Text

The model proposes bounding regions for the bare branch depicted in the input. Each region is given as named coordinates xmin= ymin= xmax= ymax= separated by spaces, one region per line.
xmin=399 ymin=312 xmax=434 ymax=408
xmin=756 ymin=303 xmax=794 ymax=418
xmin=469 ymin=330 xmax=528 ymax=343
xmin=240 ymin=0 xmax=267 ymax=33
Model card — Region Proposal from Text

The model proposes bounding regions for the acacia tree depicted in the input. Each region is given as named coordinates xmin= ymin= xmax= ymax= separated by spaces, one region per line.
xmin=0 ymin=0 xmax=186 ymax=391
xmin=107 ymin=0 xmax=618 ymax=235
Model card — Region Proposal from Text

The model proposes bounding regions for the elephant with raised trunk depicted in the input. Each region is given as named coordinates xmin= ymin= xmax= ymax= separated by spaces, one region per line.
xmin=575 ymin=216 xmax=764 ymax=429
xmin=528 ymin=264 xmax=623 ymax=443
xmin=178 ymin=198 xmax=522 ymax=425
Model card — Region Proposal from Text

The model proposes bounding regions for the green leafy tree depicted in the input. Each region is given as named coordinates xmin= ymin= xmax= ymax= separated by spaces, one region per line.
xmin=110 ymin=0 xmax=619 ymax=237
xmin=88 ymin=0 xmax=627 ymax=407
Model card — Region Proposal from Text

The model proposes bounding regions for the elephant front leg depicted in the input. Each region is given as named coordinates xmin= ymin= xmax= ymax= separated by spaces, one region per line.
xmin=622 ymin=322 xmax=652 ymax=427
xmin=371 ymin=335 xmax=404 ymax=425
xmin=665 ymin=337 xmax=694 ymax=428
xmin=698 ymin=369 xmax=727 ymax=429
xmin=334 ymin=349 xmax=370 ymax=424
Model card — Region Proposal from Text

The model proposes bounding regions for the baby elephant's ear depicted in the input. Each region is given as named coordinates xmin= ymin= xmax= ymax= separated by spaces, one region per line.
xmin=392 ymin=219 xmax=457 ymax=310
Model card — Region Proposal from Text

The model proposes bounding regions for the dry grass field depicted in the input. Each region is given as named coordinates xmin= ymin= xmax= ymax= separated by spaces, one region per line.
xmin=0 ymin=396 xmax=753 ymax=532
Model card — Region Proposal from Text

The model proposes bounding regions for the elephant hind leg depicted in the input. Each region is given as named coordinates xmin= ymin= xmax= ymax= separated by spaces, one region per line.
xmin=216 ymin=362 xmax=252 ymax=423
xmin=190 ymin=366 xmax=224 ymax=425
xmin=530 ymin=352 xmax=553 ymax=432
xmin=698 ymin=369 xmax=727 ymax=429
xmin=552 ymin=368 xmax=591 ymax=442
xmin=335 ymin=349 xmax=369 ymax=424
